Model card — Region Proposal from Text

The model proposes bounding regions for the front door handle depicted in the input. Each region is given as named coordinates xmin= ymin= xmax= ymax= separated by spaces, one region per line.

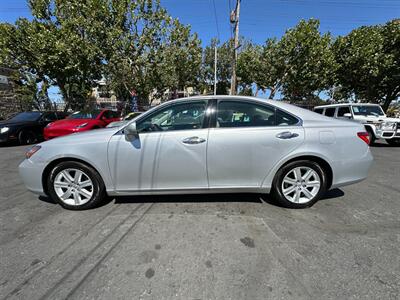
xmin=182 ymin=136 xmax=206 ymax=144
xmin=276 ymin=131 xmax=299 ymax=139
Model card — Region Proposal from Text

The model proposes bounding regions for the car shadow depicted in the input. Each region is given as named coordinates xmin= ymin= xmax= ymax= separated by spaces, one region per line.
xmin=37 ymin=188 xmax=345 ymax=208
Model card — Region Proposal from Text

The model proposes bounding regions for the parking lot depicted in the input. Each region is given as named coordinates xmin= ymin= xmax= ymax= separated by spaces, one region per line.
xmin=0 ymin=142 xmax=399 ymax=300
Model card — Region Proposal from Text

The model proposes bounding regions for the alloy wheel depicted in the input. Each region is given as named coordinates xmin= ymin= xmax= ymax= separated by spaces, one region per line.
xmin=281 ymin=166 xmax=321 ymax=204
xmin=53 ymin=168 xmax=94 ymax=206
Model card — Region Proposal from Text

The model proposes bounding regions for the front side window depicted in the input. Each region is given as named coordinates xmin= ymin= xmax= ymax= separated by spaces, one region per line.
xmin=137 ymin=101 xmax=207 ymax=132
xmin=337 ymin=106 xmax=351 ymax=117
xmin=68 ymin=111 xmax=101 ymax=119
xmin=41 ymin=112 xmax=58 ymax=122
xmin=325 ymin=107 xmax=336 ymax=117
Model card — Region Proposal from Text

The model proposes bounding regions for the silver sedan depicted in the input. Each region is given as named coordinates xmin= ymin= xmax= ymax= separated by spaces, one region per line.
xmin=19 ymin=96 xmax=373 ymax=210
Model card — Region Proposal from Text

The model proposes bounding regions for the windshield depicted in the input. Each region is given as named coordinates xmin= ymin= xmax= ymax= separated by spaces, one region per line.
xmin=68 ymin=111 xmax=101 ymax=119
xmin=9 ymin=112 xmax=42 ymax=122
xmin=124 ymin=112 xmax=142 ymax=121
xmin=352 ymin=105 xmax=384 ymax=117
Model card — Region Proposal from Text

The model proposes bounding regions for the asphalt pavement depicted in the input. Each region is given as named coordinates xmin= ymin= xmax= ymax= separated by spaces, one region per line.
xmin=0 ymin=142 xmax=399 ymax=300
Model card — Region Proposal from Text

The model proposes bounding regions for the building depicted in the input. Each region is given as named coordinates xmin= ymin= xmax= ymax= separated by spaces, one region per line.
xmin=0 ymin=67 xmax=20 ymax=120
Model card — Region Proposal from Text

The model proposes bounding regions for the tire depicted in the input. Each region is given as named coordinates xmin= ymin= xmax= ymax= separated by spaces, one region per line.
xmin=47 ymin=161 xmax=106 ymax=210
xmin=366 ymin=128 xmax=376 ymax=145
xmin=271 ymin=160 xmax=328 ymax=209
xmin=18 ymin=130 xmax=37 ymax=145
xmin=386 ymin=138 xmax=400 ymax=146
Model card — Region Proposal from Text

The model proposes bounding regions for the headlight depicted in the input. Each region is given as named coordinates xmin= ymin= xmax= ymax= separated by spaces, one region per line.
xmin=0 ymin=127 xmax=9 ymax=134
xmin=76 ymin=122 xmax=88 ymax=128
xmin=380 ymin=122 xmax=396 ymax=130
xmin=45 ymin=122 xmax=53 ymax=128
xmin=25 ymin=145 xmax=41 ymax=159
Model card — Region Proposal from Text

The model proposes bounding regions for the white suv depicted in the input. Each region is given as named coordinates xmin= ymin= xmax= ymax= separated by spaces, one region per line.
xmin=314 ymin=103 xmax=400 ymax=146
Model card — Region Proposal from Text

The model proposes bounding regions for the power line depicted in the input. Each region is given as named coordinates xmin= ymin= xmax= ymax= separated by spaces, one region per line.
xmin=211 ymin=0 xmax=220 ymax=40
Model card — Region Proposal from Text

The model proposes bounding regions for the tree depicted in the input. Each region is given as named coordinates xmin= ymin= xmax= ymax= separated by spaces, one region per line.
xmin=157 ymin=20 xmax=202 ymax=99
xmin=334 ymin=19 xmax=400 ymax=111
xmin=278 ymin=19 xmax=336 ymax=102
xmin=237 ymin=38 xmax=285 ymax=98
xmin=0 ymin=0 xmax=117 ymax=110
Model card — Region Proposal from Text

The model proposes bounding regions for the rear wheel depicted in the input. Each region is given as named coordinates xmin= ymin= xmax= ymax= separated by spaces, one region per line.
xmin=47 ymin=161 xmax=106 ymax=210
xmin=386 ymin=138 xmax=400 ymax=146
xmin=271 ymin=160 xmax=327 ymax=208
xmin=18 ymin=130 xmax=37 ymax=145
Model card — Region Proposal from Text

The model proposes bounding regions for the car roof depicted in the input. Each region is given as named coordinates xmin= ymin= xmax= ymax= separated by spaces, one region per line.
xmin=314 ymin=103 xmax=381 ymax=109
xmin=163 ymin=95 xmax=324 ymax=122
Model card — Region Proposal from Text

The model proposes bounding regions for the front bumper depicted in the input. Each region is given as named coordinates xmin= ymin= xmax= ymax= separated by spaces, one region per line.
xmin=19 ymin=158 xmax=46 ymax=196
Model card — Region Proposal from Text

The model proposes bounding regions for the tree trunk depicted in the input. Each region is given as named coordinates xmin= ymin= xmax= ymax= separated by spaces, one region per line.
xmin=269 ymin=87 xmax=276 ymax=99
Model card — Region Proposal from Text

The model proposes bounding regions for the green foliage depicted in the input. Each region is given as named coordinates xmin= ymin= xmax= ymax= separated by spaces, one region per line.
xmin=278 ymin=19 xmax=337 ymax=101
xmin=334 ymin=19 xmax=400 ymax=110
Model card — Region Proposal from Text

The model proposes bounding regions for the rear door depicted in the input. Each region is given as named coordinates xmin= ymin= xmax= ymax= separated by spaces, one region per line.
xmin=207 ymin=99 xmax=304 ymax=188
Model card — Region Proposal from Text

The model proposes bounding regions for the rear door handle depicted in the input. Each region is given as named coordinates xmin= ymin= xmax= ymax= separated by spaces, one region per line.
xmin=276 ymin=131 xmax=299 ymax=139
xmin=182 ymin=136 xmax=206 ymax=144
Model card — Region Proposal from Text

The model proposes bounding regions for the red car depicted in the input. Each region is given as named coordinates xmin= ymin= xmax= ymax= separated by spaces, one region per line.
xmin=44 ymin=109 xmax=121 ymax=140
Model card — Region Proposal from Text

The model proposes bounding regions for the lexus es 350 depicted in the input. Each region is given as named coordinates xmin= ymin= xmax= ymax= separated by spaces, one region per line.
xmin=19 ymin=96 xmax=373 ymax=210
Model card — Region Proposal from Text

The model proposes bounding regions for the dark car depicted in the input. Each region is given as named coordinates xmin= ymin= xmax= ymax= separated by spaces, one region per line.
xmin=0 ymin=111 xmax=69 ymax=145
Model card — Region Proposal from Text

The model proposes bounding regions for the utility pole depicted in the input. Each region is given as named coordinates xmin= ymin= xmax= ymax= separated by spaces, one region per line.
xmin=214 ymin=45 xmax=217 ymax=95
xmin=230 ymin=0 xmax=241 ymax=95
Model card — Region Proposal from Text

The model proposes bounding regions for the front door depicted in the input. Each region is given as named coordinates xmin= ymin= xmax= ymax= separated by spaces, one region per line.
xmin=207 ymin=99 xmax=305 ymax=188
xmin=108 ymin=100 xmax=210 ymax=192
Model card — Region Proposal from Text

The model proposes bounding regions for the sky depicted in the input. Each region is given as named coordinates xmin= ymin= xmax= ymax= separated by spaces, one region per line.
xmin=0 ymin=0 xmax=399 ymax=100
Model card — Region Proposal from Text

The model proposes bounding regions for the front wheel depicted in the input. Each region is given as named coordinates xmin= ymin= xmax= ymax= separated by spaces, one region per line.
xmin=47 ymin=161 xmax=106 ymax=210
xmin=271 ymin=160 xmax=327 ymax=208
xmin=18 ymin=130 xmax=37 ymax=145
xmin=386 ymin=138 xmax=400 ymax=146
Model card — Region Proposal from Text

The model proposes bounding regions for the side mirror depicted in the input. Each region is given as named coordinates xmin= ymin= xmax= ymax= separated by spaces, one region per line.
xmin=124 ymin=122 xmax=139 ymax=141
xmin=343 ymin=113 xmax=352 ymax=118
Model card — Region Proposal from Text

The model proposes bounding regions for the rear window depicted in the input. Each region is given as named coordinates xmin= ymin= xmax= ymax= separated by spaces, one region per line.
xmin=325 ymin=107 xmax=336 ymax=117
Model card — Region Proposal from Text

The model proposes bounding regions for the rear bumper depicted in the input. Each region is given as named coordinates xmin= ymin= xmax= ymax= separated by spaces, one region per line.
xmin=331 ymin=149 xmax=373 ymax=189
xmin=18 ymin=158 xmax=46 ymax=196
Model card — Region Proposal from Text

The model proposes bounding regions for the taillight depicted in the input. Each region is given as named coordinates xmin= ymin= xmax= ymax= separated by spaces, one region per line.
xmin=357 ymin=132 xmax=370 ymax=145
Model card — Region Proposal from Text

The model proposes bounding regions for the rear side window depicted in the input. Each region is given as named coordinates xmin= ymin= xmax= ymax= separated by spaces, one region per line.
xmin=217 ymin=101 xmax=275 ymax=128
xmin=337 ymin=106 xmax=351 ymax=117
xmin=216 ymin=101 xmax=299 ymax=128
xmin=325 ymin=107 xmax=336 ymax=117
xmin=314 ymin=108 xmax=323 ymax=114
xmin=276 ymin=109 xmax=299 ymax=126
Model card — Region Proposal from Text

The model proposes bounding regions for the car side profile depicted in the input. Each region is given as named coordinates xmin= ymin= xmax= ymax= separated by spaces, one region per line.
xmin=0 ymin=111 xmax=69 ymax=145
xmin=314 ymin=103 xmax=400 ymax=146
xmin=43 ymin=109 xmax=121 ymax=140
xmin=19 ymin=96 xmax=373 ymax=210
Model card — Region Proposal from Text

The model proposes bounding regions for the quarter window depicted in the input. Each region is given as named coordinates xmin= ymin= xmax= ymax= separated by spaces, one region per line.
xmin=137 ymin=101 xmax=207 ymax=132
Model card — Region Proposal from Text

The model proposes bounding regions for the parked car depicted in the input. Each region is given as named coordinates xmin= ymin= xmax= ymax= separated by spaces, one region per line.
xmin=19 ymin=96 xmax=373 ymax=210
xmin=0 ymin=111 xmax=69 ymax=145
xmin=314 ymin=103 xmax=400 ymax=146
xmin=106 ymin=111 xmax=143 ymax=128
xmin=43 ymin=109 xmax=121 ymax=140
